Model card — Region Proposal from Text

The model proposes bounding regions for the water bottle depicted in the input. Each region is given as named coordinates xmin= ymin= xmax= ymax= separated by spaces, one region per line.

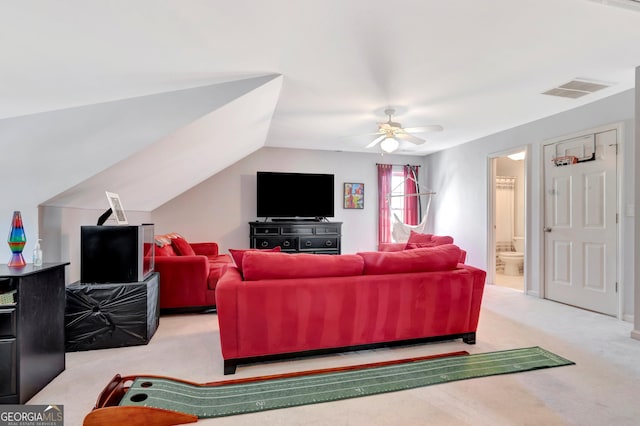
xmin=33 ymin=239 xmax=43 ymax=266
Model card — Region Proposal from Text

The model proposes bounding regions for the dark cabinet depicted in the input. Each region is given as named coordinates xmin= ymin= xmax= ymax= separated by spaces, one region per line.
xmin=0 ymin=263 xmax=68 ymax=404
xmin=249 ymin=221 xmax=342 ymax=254
xmin=0 ymin=335 xmax=16 ymax=397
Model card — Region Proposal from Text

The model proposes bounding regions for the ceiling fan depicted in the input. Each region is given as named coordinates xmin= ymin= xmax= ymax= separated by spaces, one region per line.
xmin=366 ymin=108 xmax=443 ymax=153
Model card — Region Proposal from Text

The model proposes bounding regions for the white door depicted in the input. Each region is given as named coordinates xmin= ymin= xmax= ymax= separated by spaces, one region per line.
xmin=543 ymin=130 xmax=617 ymax=316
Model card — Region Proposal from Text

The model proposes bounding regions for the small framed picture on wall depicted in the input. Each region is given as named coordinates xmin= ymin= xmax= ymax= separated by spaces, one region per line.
xmin=343 ymin=183 xmax=364 ymax=209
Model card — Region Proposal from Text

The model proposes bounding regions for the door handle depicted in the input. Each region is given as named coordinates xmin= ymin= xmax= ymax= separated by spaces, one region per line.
xmin=544 ymin=227 xmax=552 ymax=233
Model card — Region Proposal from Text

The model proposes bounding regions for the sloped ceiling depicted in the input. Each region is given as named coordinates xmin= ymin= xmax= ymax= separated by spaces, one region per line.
xmin=44 ymin=75 xmax=283 ymax=210
xmin=1 ymin=0 xmax=640 ymax=216
xmin=0 ymin=74 xmax=282 ymax=212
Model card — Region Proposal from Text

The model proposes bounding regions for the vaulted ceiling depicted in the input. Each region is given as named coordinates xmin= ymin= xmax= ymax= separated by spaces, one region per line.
xmin=2 ymin=0 xmax=640 ymax=211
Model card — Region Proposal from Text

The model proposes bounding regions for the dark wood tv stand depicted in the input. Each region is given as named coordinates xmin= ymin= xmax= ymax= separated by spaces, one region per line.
xmin=249 ymin=221 xmax=342 ymax=254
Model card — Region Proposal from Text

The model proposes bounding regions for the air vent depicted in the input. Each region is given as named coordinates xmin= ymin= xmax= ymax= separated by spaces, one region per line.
xmin=542 ymin=78 xmax=611 ymax=99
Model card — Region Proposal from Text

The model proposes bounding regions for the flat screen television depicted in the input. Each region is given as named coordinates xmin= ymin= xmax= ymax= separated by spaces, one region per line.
xmin=257 ymin=171 xmax=334 ymax=220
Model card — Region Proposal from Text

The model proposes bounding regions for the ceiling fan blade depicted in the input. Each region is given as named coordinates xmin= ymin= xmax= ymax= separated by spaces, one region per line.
xmin=403 ymin=125 xmax=444 ymax=133
xmin=396 ymin=132 xmax=425 ymax=145
xmin=366 ymin=134 xmax=386 ymax=148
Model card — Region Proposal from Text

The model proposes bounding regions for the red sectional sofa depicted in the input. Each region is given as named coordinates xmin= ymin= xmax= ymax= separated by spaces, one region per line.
xmin=216 ymin=244 xmax=486 ymax=374
xmin=154 ymin=234 xmax=231 ymax=311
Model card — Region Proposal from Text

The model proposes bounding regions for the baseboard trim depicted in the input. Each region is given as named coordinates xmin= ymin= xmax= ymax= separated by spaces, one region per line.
xmin=631 ymin=329 xmax=640 ymax=341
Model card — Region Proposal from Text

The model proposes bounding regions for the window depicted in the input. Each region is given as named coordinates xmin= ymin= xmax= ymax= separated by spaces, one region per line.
xmin=378 ymin=164 xmax=421 ymax=245
xmin=390 ymin=167 xmax=407 ymax=224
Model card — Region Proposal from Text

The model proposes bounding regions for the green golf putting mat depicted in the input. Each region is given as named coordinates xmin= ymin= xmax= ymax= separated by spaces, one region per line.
xmin=119 ymin=346 xmax=574 ymax=418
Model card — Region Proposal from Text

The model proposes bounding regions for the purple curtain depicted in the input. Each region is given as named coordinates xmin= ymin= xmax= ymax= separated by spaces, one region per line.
xmin=377 ymin=164 xmax=393 ymax=245
xmin=404 ymin=165 xmax=419 ymax=225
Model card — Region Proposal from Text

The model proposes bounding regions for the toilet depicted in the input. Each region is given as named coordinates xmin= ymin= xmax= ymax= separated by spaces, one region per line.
xmin=499 ymin=237 xmax=524 ymax=276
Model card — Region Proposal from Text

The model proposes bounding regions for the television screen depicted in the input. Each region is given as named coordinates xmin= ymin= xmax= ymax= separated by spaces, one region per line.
xmin=257 ymin=172 xmax=334 ymax=219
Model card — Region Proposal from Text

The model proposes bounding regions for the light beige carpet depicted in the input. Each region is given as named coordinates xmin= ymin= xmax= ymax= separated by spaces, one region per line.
xmin=30 ymin=285 xmax=640 ymax=426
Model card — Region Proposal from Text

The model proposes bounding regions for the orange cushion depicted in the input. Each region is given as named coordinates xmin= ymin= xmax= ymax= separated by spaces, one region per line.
xmin=242 ymin=252 xmax=364 ymax=281
xmin=229 ymin=247 xmax=281 ymax=273
xmin=358 ymin=244 xmax=462 ymax=275
xmin=171 ymin=236 xmax=196 ymax=256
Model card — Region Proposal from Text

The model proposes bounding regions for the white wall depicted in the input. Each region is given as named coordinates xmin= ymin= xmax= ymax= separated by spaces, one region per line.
xmin=425 ymin=89 xmax=635 ymax=320
xmin=151 ymin=147 xmax=423 ymax=255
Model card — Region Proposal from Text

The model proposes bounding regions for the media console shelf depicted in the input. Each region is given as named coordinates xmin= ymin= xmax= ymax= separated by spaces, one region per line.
xmin=249 ymin=221 xmax=342 ymax=254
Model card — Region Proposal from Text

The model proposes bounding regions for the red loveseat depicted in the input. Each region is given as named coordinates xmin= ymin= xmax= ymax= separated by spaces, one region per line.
xmin=154 ymin=234 xmax=231 ymax=311
xmin=216 ymin=244 xmax=486 ymax=374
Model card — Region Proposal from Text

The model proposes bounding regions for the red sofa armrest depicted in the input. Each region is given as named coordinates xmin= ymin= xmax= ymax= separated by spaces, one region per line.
xmin=191 ymin=242 xmax=220 ymax=257
xmin=457 ymin=264 xmax=486 ymax=331
xmin=216 ymin=266 xmax=242 ymax=359
xmin=154 ymin=255 xmax=209 ymax=309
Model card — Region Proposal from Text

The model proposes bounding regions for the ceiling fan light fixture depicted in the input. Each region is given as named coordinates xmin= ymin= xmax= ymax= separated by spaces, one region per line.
xmin=362 ymin=107 xmax=442 ymax=152
xmin=380 ymin=137 xmax=399 ymax=153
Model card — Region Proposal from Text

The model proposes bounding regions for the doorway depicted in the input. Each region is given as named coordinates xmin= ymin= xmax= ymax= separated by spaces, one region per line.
xmin=490 ymin=150 xmax=526 ymax=291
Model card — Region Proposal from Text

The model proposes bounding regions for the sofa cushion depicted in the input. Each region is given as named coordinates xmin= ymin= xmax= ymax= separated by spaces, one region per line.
xmin=154 ymin=233 xmax=186 ymax=257
xmin=172 ymin=236 xmax=196 ymax=256
xmin=155 ymin=232 xmax=183 ymax=247
xmin=358 ymin=244 xmax=462 ymax=275
xmin=209 ymin=255 xmax=233 ymax=265
xmin=229 ymin=247 xmax=281 ymax=273
xmin=431 ymin=235 xmax=454 ymax=245
xmin=405 ymin=239 xmax=452 ymax=249
xmin=155 ymin=244 xmax=177 ymax=257
xmin=242 ymin=252 xmax=364 ymax=281
xmin=406 ymin=231 xmax=434 ymax=244
xmin=405 ymin=232 xmax=454 ymax=249
xmin=191 ymin=242 xmax=220 ymax=257
xmin=207 ymin=263 xmax=230 ymax=290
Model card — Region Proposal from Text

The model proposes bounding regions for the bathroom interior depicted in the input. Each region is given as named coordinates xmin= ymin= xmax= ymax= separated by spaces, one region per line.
xmin=494 ymin=152 xmax=525 ymax=291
